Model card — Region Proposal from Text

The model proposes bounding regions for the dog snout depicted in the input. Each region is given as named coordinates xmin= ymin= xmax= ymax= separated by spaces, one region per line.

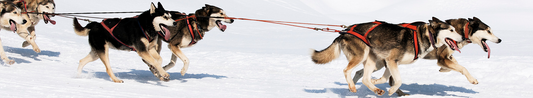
xmin=229 ymin=19 xmax=234 ymax=23
xmin=22 ymin=19 xmax=27 ymax=24
xmin=497 ymin=39 xmax=502 ymax=44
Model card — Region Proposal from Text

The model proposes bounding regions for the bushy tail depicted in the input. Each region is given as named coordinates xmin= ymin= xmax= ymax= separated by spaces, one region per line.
xmin=311 ymin=39 xmax=341 ymax=64
xmin=73 ymin=17 xmax=91 ymax=36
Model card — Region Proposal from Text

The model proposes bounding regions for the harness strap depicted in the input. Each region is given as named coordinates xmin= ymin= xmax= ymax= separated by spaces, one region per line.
xmin=136 ymin=19 xmax=152 ymax=42
xmin=341 ymin=21 xmax=382 ymax=47
xmin=464 ymin=22 xmax=472 ymax=43
xmin=185 ymin=15 xmax=203 ymax=46
xmin=399 ymin=23 xmax=420 ymax=60
xmin=101 ymin=19 xmax=136 ymax=51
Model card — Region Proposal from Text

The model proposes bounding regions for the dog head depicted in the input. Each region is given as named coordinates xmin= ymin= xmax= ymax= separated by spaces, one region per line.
xmin=467 ymin=17 xmax=501 ymax=53
xmin=149 ymin=2 xmax=175 ymax=37
xmin=429 ymin=17 xmax=462 ymax=51
xmin=0 ymin=1 xmax=27 ymax=31
xmin=195 ymin=4 xmax=234 ymax=32
xmin=37 ymin=0 xmax=55 ymax=24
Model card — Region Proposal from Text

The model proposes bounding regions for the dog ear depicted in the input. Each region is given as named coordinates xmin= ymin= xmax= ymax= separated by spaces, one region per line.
xmin=150 ymin=2 xmax=156 ymax=14
xmin=205 ymin=4 xmax=212 ymax=8
xmin=157 ymin=2 xmax=165 ymax=11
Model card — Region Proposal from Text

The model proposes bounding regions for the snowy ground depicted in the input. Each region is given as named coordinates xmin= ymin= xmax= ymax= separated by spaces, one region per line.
xmin=0 ymin=0 xmax=531 ymax=97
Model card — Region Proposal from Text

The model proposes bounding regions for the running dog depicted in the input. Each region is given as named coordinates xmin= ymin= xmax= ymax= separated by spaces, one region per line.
xmin=143 ymin=4 xmax=234 ymax=76
xmin=73 ymin=2 xmax=176 ymax=83
xmin=10 ymin=0 xmax=56 ymax=53
xmin=350 ymin=17 xmax=502 ymax=96
xmin=311 ymin=17 xmax=463 ymax=96
xmin=0 ymin=1 xmax=29 ymax=65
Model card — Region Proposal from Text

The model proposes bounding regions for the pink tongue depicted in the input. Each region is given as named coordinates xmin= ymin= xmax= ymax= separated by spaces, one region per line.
xmin=482 ymin=41 xmax=491 ymax=58
xmin=44 ymin=15 xmax=56 ymax=25
xmin=446 ymin=39 xmax=461 ymax=53
xmin=10 ymin=21 xmax=16 ymax=32
xmin=162 ymin=26 xmax=171 ymax=41
xmin=217 ymin=21 xmax=227 ymax=32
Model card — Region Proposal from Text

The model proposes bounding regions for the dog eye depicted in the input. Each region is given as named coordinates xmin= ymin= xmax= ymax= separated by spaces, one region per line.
xmin=13 ymin=12 xmax=17 ymax=14
xmin=450 ymin=29 xmax=454 ymax=32
xmin=220 ymin=13 xmax=224 ymax=15
xmin=164 ymin=16 xmax=169 ymax=19
xmin=46 ymin=6 xmax=49 ymax=8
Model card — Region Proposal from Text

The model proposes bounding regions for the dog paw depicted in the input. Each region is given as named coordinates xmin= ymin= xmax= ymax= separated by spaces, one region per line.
xmin=7 ymin=60 xmax=15 ymax=65
xmin=374 ymin=88 xmax=385 ymax=96
xmin=33 ymin=48 xmax=41 ymax=53
xmin=180 ymin=68 xmax=188 ymax=76
xmin=112 ymin=79 xmax=124 ymax=83
xmin=348 ymin=86 xmax=357 ymax=93
xmin=22 ymin=41 xmax=30 ymax=47
xmin=471 ymin=79 xmax=479 ymax=85
xmin=159 ymin=73 xmax=170 ymax=82
xmin=439 ymin=68 xmax=452 ymax=72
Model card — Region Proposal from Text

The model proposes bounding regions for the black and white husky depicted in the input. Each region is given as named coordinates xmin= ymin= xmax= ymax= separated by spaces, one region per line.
xmin=73 ymin=2 xmax=176 ymax=83
xmin=311 ymin=17 xmax=463 ymax=96
xmin=145 ymin=4 xmax=234 ymax=76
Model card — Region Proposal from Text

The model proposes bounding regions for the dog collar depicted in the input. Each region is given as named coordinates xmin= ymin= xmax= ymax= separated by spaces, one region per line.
xmin=464 ymin=22 xmax=472 ymax=43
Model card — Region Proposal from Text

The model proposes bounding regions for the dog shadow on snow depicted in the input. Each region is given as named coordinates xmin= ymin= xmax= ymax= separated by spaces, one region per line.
xmin=1 ymin=46 xmax=60 ymax=65
xmin=304 ymin=82 xmax=478 ymax=98
xmin=92 ymin=69 xmax=227 ymax=86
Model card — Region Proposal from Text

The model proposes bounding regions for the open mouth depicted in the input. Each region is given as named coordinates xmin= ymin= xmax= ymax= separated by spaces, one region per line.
xmin=481 ymin=39 xmax=491 ymax=58
xmin=445 ymin=38 xmax=461 ymax=53
xmin=159 ymin=24 xmax=171 ymax=41
xmin=216 ymin=20 xmax=227 ymax=32
xmin=43 ymin=14 xmax=56 ymax=25
xmin=9 ymin=20 xmax=17 ymax=32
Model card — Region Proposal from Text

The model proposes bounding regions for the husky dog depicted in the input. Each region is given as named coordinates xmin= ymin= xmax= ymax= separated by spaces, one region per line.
xmin=0 ymin=1 xmax=29 ymax=65
xmin=10 ymin=0 xmax=56 ymax=53
xmin=350 ymin=17 xmax=502 ymax=96
xmin=143 ymin=4 xmax=234 ymax=76
xmin=311 ymin=17 xmax=463 ymax=96
xmin=73 ymin=2 xmax=176 ymax=83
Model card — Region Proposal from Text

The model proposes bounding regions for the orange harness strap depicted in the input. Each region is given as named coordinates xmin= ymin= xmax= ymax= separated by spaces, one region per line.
xmin=399 ymin=23 xmax=420 ymax=60
xmin=342 ymin=21 xmax=382 ymax=47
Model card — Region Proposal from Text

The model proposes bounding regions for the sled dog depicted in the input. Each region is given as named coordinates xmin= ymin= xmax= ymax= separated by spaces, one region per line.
xmin=350 ymin=17 xmax=502 ymax=96
xmin=0 ymin=1 xmax=29 ymax=65
xmin=10 ymin=0 xmax=56 ymax=53
xmin=73 ymin=2 xmax=176 ymax=83
xmin=143 ymin=4 xmax=234 ymax=76
xmin=311 ymin=17 xmax=463 ymax=96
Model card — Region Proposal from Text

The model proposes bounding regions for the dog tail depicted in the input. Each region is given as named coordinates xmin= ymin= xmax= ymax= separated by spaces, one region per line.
xmin=73 ymin=17 xmax=91 ymax=36
xmin=311 ymin=37 xmax=342 ymax=64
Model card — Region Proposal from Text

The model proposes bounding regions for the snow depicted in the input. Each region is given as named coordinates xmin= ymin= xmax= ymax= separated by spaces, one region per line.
xmin=0 ymin=0 xmax=531 ymax=97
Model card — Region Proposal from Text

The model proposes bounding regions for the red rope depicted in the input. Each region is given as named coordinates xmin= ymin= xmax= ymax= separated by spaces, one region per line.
xmin=224 ymin=17 xmax=345 ymax=33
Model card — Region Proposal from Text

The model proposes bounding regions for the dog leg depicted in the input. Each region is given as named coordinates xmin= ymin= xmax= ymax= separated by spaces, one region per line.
xmin=386 ymin=58 xmax=402 ymax=96
xmin=169 ymin=45 xmax=189 ymax=76
xmin=344 ymin=57 xmax=364 ymax=93
xmin=0 ymin=38 xmax=15 ymax=65
xmin=389 ymin=76 xmax=410 ymax=96
xmin=437 ymin=48 xmax=478 ymax=84
xmin=353 ymin=59 xmax=385 ymax=84
xmin=97 ymin=44 xmax=123 ymax=83
xmin=372 ymin=66 xmax=390 ymax=85
xmin=19 ymin=26 xmax=40 ymax=53
xmin=163 ymin=54 xmax=178 ymax=71
xmin=362 ymin=55 xmax=384 ymax=96
xmin=77 ymin=50 xmax=99 ymax=75
xmin=438 ymin=56 xmax=478 ymax=84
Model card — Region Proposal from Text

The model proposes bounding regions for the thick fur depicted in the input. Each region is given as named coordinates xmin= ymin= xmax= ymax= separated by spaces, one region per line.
xmin=311 ymin=17 xmax=463 ymax=96
xmin=349 ymin=17 xmax=502 ymax=96
xmin=73 ymin=2 xmax=176 ymax=83
xmin=145 ymin=4 xmax=234 ymax=76
xmin=0 ymin=1 xmax=29 ymax=65
xmin=9 ymin=0 xmax=56 ymax=53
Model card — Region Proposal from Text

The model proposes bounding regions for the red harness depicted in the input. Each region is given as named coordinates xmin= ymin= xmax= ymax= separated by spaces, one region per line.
xmin=185 ymin=16 xmax=203 ymax=46
xmin=399 ymin=23 xmax=421 ymax=60
xmin=464 ymin=22 xmax=472 ymax=43
xmin=342 ymin=21 xmax=382 ymax=46
xmin=100 ymin=19 xmax=137 ymax=51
